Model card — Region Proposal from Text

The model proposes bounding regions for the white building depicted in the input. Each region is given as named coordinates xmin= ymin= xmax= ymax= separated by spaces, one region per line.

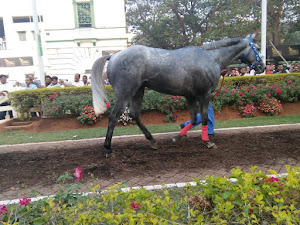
xmin=0 ymin=0 xmax=131 ymax=83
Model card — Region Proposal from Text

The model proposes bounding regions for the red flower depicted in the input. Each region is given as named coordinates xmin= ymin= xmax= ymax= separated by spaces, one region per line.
xmin=223 ymin=88 xmax=228 ymax=93
xmin=290 ymin=85 xmax=295 ymax=89
xmin=232 ymin=89 xmax=236 ymax=93
xmin=130 ymin=201 xmax=141 ymax=211
xmin=287 ymin=80 xmax=292 ymax=84
xmin=19 ymin=197 xmax=31 ymax=206
xmin=246 ymin=88 xmax=249 ymax=91
xmin=263 ymin=176 xmax=279 ymax=183
xmin=74 ymin=167 xmax=83 ymax=181
xmin=251 ymin=93 xmax=254 ymax=96
xmin=0 ymin=204 xmax=8 ymax=215
xmin=105 ymin=102 xmax=110 ymax=109
xmin=239 ymin=92 xmax=243 ymax=96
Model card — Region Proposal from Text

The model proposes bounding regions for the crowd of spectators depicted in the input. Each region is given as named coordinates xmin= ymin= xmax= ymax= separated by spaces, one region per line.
xmin=0 ymin=73 xmax=92 ymax=120
xmin=224 ymin=62 xmax=299 ymax=77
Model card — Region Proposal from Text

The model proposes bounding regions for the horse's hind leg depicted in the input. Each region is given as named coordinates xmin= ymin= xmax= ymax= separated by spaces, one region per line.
xmin=104 ymin=98 xmax=128 ymax=157
xmin=130 ymin=87 xmax=157 ymax=150
xmin=172 ymin=97 xmax=198 ymax=143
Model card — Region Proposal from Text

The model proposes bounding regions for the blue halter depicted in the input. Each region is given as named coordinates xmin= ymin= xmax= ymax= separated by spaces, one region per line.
xmin=241 ymin=37 xmax=261 ymax=70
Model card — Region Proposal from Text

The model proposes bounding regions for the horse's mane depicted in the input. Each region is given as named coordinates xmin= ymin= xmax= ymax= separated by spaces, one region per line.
xmin=203 ymin=38 xmax=241 ymax=50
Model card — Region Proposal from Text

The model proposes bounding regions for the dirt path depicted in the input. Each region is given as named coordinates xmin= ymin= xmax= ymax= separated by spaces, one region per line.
xmin=1 ymin=124 xmax=300 ymax=198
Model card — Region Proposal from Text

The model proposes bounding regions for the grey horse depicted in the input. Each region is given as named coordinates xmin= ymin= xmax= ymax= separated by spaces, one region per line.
xmin=91 ymin=33 xmax=265 ymax=157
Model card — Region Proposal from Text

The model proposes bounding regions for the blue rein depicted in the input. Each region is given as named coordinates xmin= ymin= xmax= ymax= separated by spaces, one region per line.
xmin=241 ymin=37 xmax=261 ymax=70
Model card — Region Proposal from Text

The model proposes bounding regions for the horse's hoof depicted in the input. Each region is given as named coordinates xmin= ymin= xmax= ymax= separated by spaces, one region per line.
xmin=202 ymin=141 xmax=218 ymax=149
xmin=105 ymin=149 xmax=112 ymax=158
xmin=171 ymin=135 xmax=181 ymax=143
xmin=150 ymin=140 xmax=158 ymax=150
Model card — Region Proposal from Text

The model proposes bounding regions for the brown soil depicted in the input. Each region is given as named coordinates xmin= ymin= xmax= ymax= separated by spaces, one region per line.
xmin=0 ymin=103 xmax=299 ymax=194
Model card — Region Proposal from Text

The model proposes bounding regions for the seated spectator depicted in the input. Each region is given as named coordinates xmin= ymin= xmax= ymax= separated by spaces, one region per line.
xmin=239 ymin=67 xmax=247 ymax=76
xmin=265 ymin=63 xmax=275 ymax=74
xmin=27 ymin=74 xmax=41 ymax=88
xmin=14 ymin=81 xmax=24 ymax=91
xmin=45 ymin=75 xmax=52 ymax=87
xmin=25 ymin=77 xmax=38 ymax=89
xmin=82 ymin=75 xmax=90 ymax=86
xmin=47 ymin=76 xmax=61 ymax=88
xmin=274 ymin=64 xmax=284 ymax=73
xmin=229 ymin=68 xmax=239 ymax=77
xmin=72 ymin=73 xmax=84 ymax=87
xmin=245 ymin=66 xmax=256 ymax=76
xmin=290 ymin=63 xmax=299 ymax=73
xmin=0 ymin=74 xmax=14 ymax=120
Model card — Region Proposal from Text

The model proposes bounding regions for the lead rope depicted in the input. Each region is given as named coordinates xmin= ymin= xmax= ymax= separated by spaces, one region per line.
xmin=211 ymin=68 xmax=232 ymax=99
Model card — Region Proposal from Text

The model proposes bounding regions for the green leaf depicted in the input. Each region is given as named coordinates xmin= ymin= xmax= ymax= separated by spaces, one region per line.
xmin=268 ymin=169 xmax=278 ymax=175
xmin=223 ymin=191 xmax=232 ymax=199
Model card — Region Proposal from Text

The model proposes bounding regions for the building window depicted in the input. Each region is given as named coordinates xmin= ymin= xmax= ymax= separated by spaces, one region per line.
xmin=13 ymin=16 xmax=43 ymax=23
xmin=74 ymin=1 xmax=94 ymax=28
xmin=77 ymin=3 xmax=92 ymax=27
xmin=17 ymin=31 xmax=26 ymax=41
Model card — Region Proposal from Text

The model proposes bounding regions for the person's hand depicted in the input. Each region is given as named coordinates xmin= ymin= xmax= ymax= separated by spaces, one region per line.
xmin=0 ymin=90 xmax=8 ymax=96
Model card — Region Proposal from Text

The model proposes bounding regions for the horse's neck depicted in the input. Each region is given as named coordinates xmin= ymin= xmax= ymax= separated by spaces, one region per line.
xmin=209 ymin=42 xmax=246 ymax=70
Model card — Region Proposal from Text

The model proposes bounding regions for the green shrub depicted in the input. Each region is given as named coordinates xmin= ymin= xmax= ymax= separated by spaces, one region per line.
xmin=7 ymin=74 xmax=300 ymax=121
xmin=1 ymin=166 xmax=299 ymax=224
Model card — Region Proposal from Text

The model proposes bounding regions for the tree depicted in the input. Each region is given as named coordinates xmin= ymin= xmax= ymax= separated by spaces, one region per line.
xmin=126 ymin=0 xmax=300 ymax=48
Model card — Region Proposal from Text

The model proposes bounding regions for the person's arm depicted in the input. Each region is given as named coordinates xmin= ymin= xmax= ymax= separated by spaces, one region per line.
xmin=0 ymin=90 xmax=8 ymax=95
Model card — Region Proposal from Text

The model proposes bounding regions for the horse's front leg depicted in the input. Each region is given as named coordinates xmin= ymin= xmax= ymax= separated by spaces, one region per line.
xmin=199 ymin=97 xmax=217 ymax=149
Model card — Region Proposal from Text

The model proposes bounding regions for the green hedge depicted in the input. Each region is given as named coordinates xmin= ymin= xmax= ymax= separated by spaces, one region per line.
xmin=7 ymin=73 xmax=300 ymax=120
xmin=221 ymin=73 xmax=300 ymax=87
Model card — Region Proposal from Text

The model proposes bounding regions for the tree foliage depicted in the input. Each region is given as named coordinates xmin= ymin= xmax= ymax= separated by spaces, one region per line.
xmin=126 ymin=0 xmax=300 ymax=48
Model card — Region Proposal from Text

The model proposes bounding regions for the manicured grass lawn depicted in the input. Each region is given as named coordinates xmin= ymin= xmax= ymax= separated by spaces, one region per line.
xmin=0 ymin=114 xmax=299 ymax=145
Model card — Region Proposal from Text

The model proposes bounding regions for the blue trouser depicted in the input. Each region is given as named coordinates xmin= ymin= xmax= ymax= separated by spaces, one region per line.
xmin=182 ymin=102 xmax=215 ymax=134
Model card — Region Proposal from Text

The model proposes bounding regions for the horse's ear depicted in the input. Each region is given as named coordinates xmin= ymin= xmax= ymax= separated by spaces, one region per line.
xmin=250 ymin=33 xmax=257 ymax=40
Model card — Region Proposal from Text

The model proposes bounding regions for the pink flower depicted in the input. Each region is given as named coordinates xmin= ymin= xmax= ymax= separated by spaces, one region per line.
xmin=105 ymin=102 xmax=110 ymax=109
xmin=19 ymin=197 xmax=31 ymax=206
xmin=290 ymin=85 xmax=295 ymax=89
xmin=223 ymin=88 xmax=228 ymax=93
xmin=239 ymin=92 xmax=243 ymax=96
xmin=74 ymin=167 xmax=83 ymax=181
xmin=287 ymin=80 xmax=292 ymax=84
xmin=246 ymin=88 xmax=249 ymax=92
xmin=232 ymin=89 xmax=236 ymax=94
xmin=263 ymin=176 xmax=279 ymax=183
xmin=0 ymin=204 xmax=8 ymax=215
xmin=280 ymin=77 xmax=284 ymax=80
xmin=66 ymin=100 xmax=69 ymax=104
xmin=251 ymin=93 xmax=254 ymax=96
xmin=130 ymin=201 xmax=141 ymax=211
xmin=238 ymin=100 xmax=242 ymax=104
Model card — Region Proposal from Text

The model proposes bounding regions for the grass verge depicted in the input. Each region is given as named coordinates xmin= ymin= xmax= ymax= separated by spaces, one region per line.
xmin=0 ymin=114 xmax=299 ymax=145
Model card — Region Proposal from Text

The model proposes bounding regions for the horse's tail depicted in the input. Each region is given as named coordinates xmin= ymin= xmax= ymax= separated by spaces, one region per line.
xmin=91 ymin=55 xmax=111 ymax=115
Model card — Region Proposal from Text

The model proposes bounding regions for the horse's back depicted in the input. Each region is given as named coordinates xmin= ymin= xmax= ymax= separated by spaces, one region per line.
xmin=107 ymin=45 xmax=220 ymax=96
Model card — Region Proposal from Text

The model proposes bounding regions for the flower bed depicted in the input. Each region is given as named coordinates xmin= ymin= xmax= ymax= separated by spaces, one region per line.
xmin=1 ymin=166 xmax=299 ymax=224
xmin=7 ymin=74 xmax=300 ymax=122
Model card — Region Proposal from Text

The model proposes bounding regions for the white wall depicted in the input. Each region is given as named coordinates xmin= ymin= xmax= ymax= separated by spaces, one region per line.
xmin=0 ymin=0 xmax=130 ymax=82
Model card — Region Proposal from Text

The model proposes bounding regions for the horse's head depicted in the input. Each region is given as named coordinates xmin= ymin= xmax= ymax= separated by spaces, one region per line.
xmin=240 ymin=34 xmax=265 ymax=74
